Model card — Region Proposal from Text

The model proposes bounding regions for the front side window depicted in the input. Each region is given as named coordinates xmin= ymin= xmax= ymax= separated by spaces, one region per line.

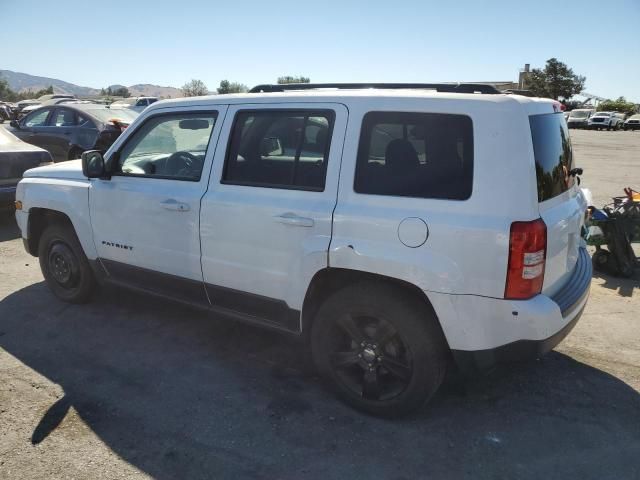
xmin=23 ymin=109 xmax=50 ymax=127
xmin=222 ymin=110 xmax=334 ymax=190
xmin=354 ymin=112 xmax=473 ymax=200
xmin=117 ymin=112 xmax=217 ymax=181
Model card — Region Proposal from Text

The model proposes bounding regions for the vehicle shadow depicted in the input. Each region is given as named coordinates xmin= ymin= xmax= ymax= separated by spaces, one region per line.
xmin=0 ymin=210 xmax=19 ymax=242
xmin=592 ymin=268 xmax=639 ymax=297
xmin=1 ymin=283 xmax=639 ymax=480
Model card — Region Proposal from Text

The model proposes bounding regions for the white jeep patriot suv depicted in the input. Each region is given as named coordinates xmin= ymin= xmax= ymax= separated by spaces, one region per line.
xmin=14 ymin=83 xmax=591 ymax=416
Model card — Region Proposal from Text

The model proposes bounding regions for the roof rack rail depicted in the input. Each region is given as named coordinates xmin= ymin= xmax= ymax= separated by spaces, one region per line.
xmin=249 ymin=83 xmax=502 ymax=94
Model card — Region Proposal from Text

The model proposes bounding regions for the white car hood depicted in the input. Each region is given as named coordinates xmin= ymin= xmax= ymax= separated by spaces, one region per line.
xmin=23 ymin=159 xmax=86 ymax=180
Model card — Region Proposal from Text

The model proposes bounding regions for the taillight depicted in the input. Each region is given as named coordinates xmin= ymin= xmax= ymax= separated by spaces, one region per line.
xmin=505 ymin=219 xmax=547 ymax=300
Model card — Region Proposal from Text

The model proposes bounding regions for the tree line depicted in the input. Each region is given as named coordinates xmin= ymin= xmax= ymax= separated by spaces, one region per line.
xmin=0 ymin=76 xmax=54 ymax=102
xmin=181 ymin=76 xmax=311 ymax=97
xmin=100 ymin=86 xmax=131 ymax=98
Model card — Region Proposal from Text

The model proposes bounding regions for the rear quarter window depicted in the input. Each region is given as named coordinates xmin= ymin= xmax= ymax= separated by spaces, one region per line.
xmin=529 ymin=113 xmax=574 ymax=202
xmin=354 ymin=112 xmax=473 ymax=200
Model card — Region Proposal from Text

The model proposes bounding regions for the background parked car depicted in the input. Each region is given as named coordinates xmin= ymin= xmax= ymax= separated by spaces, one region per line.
xmin=587 ymin=111 xmax=626 ymax=130
xmin=0 ymin=126 xmax=52 ymax=208
xmin=109 ymin=96 xmax=158 ymax=113
xmin=19 ymin=97 xmax=78 ymax=116
xmin=0 ymin=102 xmax=13 ymax=123
xmin=36 ymin=94 xmax=75 ymax=102
xmin=566 ymin=108 xmax=594 ymax=129
xmin=15 ymin=99 xmax=40 ymax=113
xmin=7 ymin=104 xmax=138 ymax=162
xmin=623 ymin=114 xmax=640 ymax=131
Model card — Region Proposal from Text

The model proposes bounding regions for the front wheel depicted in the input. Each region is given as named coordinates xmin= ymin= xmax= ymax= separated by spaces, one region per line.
xmin=311 ymin=282 xmax=448 ymax=417
xmin=38 ymin=224 xmax=96 ymax=303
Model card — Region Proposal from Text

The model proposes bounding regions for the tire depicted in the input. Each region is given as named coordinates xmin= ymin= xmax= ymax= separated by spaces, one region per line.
xmin=311 ymin=282 xmax=448 ymax=417
xmin=38 ymin=224 xmax=96 ymax=303
xmin=592 ymin=249 xmax=610 ymax=273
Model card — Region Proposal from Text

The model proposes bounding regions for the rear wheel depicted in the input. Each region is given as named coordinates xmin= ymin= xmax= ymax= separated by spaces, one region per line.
xmin=311 ymin=282 xmax=448 ymax=417
xmin=38 ymin=224 xmax=96 ymax=303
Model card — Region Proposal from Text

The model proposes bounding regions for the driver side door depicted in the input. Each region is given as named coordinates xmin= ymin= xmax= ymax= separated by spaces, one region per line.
xmin=89 ymin=106 xmax=227 ymax=305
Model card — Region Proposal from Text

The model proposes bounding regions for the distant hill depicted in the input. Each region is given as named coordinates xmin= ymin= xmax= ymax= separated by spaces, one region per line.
xmin=0 ymin=69 xmax=100 ymax=96
xmin=0 ymin=70 xmax=183 ymax=99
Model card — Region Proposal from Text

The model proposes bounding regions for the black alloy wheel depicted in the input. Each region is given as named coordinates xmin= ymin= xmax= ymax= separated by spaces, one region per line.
xmin=327 ymin=313 xmax=413 ymax=401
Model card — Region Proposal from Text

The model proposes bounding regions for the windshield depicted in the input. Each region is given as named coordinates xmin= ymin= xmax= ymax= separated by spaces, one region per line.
xmin=80 ymin=107 xmax=139 ymax=124
xmin=569 ymin=111 xmax=590 ymax=118
xmin=594 ymin=112 xmax=610 ymax=117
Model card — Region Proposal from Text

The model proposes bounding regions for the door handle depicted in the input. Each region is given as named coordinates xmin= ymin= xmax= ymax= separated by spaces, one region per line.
xmin=160 ymin=199 xmax=190 ymax=212
xmin=273 ymin=212 xmax=314 ymax=227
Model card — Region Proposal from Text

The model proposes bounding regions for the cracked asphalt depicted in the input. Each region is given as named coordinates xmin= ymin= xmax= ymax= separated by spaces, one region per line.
xmin=0 ymin=129 xmax=639 ymax=479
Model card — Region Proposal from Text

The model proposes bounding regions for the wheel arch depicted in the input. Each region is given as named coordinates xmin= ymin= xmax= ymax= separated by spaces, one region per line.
xmin=26 ymin=208 xmax=75 ymax=256
xmin=301 ymin=267 xmax=451 ymax=350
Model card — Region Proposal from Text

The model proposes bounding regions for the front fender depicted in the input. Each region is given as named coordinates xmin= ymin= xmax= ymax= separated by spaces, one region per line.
xmin=18 ymin=178 xmax=96 ymax=259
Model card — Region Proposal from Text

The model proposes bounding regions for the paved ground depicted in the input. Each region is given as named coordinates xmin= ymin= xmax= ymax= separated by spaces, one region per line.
xmin=0 ymin=129 xmax=639 ymax=480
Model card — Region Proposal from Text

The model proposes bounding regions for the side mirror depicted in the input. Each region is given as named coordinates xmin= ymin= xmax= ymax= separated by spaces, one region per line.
xmin=81 ymin=150 xmax=107 ymax=178
xmin=9 ymin=120 xmax=19 ymax=128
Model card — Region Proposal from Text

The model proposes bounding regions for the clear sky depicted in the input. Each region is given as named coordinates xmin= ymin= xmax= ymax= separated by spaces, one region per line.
xmin=1 ymin=0 xmax=639 ymax=101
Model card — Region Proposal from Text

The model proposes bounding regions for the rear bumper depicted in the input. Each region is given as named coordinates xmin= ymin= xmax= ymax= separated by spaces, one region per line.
xmin=451 ymin=303 xmax=585 ymax=373
xmin=433 ymin=248 xmax=592 ymax=373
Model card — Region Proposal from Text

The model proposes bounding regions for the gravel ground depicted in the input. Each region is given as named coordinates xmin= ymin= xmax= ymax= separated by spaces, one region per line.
xmin=0 ymin=128 xmax=639 ymax=480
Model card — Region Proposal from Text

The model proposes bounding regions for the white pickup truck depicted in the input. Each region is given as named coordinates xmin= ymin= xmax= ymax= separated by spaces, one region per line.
xmin=14 ymin=84 xmax=591 ymax=416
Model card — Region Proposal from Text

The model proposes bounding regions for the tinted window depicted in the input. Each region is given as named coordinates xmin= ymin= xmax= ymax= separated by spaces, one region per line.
xmin=23 ymin=109 xmax=50 ymax=127
xmin=117 ymin=113 xmax=216 ymax=181
xmin=77 ymin=113 xmax=96 ymax=129
xmin=354 ymin=112 xmax=473 ymax=199
xmin=222 ymin=110 xmax=334 ymax=191
xmin=51 ymin=109 xmax=77 ymax=126
xmin=529 ymin=113 xmax=574 ymax=202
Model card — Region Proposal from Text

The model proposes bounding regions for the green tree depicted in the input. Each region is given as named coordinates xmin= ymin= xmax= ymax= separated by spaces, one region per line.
xmin=216 ymin=80 xmax=247 ymax=94
xmin=525 ymin=58 xmax=585 ymax=100
xmin=182 ymin=79 xmax=209 ymax=97
xmin=0 ymin=77 xmax=55 ymax=101
xmin=597 ymin=97 xmax=638 ymax=116
xmin=0 ymin=76 xmax=16 ymax=101
xmin=277 ymin=76 xmax=310 ymax=84
xmin=113 ymin=86 xmax=130 ymax=98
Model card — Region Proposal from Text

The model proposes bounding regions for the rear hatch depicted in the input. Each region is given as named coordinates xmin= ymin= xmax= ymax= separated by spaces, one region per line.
xmin=529 ymin=112 xmax=587 ymax=297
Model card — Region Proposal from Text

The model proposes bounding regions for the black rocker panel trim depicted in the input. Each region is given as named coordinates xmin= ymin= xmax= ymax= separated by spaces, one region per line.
xmin=97 ymin=259 xmax=300 ymax=333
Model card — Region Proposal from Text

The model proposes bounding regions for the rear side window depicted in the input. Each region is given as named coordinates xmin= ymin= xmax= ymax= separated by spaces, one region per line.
xmin=354 ymin=112 xmax=473 ymax=200
xmin=223 ymin=110 xmax=334 ymax=191
xmin=529 ymin=113 xmax=574 ymax=202
xmin=50 ymin=108 xmax=76 ymax=127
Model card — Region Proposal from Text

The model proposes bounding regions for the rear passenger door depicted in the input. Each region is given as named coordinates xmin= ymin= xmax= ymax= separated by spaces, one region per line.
xmin=200 ymin=103 xmax=348 ymax=331
xmin=45 ymin=108 xmax=79 ymax=161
